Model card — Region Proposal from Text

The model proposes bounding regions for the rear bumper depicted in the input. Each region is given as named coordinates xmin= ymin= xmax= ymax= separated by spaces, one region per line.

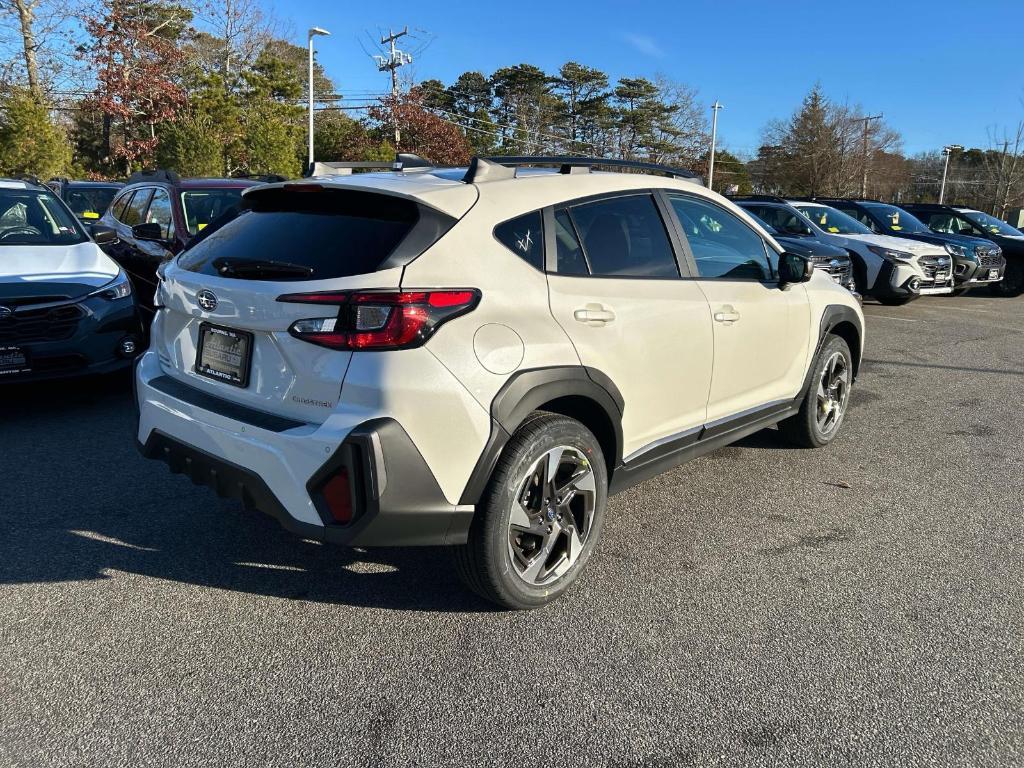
xmin=134 ymin=353 xmax=473 ymax=546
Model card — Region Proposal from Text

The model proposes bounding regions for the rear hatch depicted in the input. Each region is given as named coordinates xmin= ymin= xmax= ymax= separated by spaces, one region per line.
xmin=155 ymin=180 xmax=474 ymax=424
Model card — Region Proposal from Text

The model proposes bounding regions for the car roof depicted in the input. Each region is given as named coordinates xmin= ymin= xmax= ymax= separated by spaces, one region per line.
xmin=178 ymin=178 xmax=259 ymax=190
xmin=0 ymin=179 xmax=39 ymax=190
xmin=65 ymin=180 xmax=124 ymax=188
xmin=255 ymin=167 xmax=708 ymax=220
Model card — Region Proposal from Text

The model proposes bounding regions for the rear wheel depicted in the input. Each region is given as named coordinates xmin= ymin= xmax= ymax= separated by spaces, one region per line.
xmin=454 ymin=413 xmax=607 ymax=610
xmin=779 ymin=335 xmax=853 ymax=449
xmin=990 ymin=262 xmax=1023 ymax=297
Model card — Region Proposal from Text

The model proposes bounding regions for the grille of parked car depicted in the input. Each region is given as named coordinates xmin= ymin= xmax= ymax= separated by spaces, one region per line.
xmin=812 ymin=255 xmax=853 ymax=283
xmin=0 ymin=304 xmax=84 ymax=344
xmin=976 ymin=249 xmax=1002 ymax=267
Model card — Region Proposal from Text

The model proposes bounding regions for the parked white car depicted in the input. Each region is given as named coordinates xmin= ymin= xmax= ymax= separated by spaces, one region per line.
xmin=134 ymin=157 xmax=864 ymax=609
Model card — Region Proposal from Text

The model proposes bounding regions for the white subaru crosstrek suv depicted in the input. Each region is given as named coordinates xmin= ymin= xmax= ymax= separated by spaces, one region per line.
xmin=787 ymin=200 xmax=953 ymax=304
xmin=134 ymin=156 xmax=864 ymax=609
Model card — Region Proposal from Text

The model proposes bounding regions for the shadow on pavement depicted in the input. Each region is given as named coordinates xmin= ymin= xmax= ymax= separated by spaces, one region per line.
xmin=0 ymin=374 xmax=495 ymax=613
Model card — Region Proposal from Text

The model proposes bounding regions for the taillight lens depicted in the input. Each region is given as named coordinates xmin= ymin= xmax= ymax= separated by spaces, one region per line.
xmin=277 ymin=289 xmax=480 ymax=350
xmin=321 ymin=468 xmax=353 ymax=524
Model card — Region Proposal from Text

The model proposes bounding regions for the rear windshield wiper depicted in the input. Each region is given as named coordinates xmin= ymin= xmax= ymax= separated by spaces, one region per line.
xmin=213 ymin=258 xmax=314 ymax=279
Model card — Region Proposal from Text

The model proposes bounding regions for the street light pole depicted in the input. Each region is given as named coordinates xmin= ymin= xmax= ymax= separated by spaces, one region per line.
xmin=939 ymin=144 xmax=963 ymax=204
xmin=307 ymin=26 xmax=330 ymax=172
xmin=708 ymin=101 xmax=723 ymax=189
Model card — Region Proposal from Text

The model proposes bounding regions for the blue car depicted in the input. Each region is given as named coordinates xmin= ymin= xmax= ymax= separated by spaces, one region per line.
xmin=0 ymin=178 xmax=142 ymax=382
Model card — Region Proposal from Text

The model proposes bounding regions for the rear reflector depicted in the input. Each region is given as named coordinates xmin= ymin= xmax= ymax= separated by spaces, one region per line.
xmin=321 ymin=468 xmax=353 ymax=524
xmin=277 ymin=289 xmax=481 ymax=351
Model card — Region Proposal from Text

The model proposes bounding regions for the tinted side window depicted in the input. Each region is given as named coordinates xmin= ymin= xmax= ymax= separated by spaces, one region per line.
xmin=671 ymin=195 xmax=772 ymax=281
xmin=494 ymin=211 xmax=543 ymax=270
xmin=569 ymin=194 xmax=678 ymax=278
xmin=553 ymin=209 xmax=588 ymax=275
xmin=146 ymin=188 xmax=174 ymax=239
xmin=122 ymin=188 xmax=153 ymax=227
xmin=111 ymin=192 xmax=133 ymax=222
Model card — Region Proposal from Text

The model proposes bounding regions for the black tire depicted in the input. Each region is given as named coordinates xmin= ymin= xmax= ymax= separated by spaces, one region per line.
xmin=990 ymin=262 xmax=1024 ymax=297
xmin=453 ymin=412 xmax=608 ymax=610
xmin=876 ymin=296 xmax=913 ymax=306
xmin=778 ymin=335 xmax=853 ymax=449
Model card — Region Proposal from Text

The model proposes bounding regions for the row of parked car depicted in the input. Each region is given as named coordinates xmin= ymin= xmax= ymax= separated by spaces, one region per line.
xmin=1 ymin=157 xmax=1021 ymax=609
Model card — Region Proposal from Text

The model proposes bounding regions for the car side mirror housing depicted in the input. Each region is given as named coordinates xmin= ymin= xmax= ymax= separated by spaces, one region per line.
xmin=88 ymin=223 xmax=119 ymax=246
xmin=132 ymin=222 xmax=167 ymax=242
xmin=778 ymin=252 xmax=815 ymax=285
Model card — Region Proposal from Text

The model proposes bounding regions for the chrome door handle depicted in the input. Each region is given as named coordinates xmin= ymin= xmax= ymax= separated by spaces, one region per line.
xmin=574 ymin=304 xmax=616 ymax=325
xmin=713 ymin=308 xmax=741 ymax=324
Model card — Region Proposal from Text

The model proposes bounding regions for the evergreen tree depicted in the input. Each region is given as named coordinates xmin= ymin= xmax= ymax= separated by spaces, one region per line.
xmin=0 ymin=87 xmax=70 ymax=177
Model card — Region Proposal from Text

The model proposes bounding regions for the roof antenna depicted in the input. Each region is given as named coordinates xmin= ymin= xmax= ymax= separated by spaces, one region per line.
xmin=463 ymin=157 xmax=516 ymax=184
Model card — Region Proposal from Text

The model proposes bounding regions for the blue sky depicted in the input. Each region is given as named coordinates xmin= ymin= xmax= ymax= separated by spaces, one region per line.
xmin=281 ymin=0 xmax=1024 ymax=156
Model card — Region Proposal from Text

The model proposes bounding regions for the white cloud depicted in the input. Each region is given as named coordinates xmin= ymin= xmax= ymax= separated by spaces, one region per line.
xmin=623 ymin=33 xmax=665 ymax=59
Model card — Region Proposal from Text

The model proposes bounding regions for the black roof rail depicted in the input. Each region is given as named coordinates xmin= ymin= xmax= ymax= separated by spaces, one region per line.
xmin=472 ymin=155 xmax=702 ymax=183
xmin=11 ymin=173 xmax=44 ymax=188
xmin=127 ymin=169 xmax=180 ymax=184
xmin=727 ymin=194 xmax=790 ymax=203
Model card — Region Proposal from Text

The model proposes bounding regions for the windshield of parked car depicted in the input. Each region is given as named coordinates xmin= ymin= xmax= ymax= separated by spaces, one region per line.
xmin=0 ymin=187 xmax=88 ymax=246
xmin=959 ymin=209 xmax=1023 ymax=237
xmin=793 ymin=204 xmax=872 ymax=235
xmin=180 ymin=189 xmax=246 ymax=237
xmin=862 ymin=203 xmax=931 ymax=234
xmin=64 ymin=186 xmax=119 ymax=220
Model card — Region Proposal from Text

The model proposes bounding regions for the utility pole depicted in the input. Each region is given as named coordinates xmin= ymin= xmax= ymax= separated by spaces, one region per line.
xmin=708 ymin=101 xmax=723 ymax=190
xmin=939 ymin=144 xmax=963 ymax=204
xmin=375 ymin=27 xmax=412 ymax=146
xmin=860 ymin=114 xmax=883 ymax=198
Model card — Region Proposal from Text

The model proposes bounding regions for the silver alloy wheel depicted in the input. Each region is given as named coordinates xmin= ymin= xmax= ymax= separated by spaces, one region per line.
xmin=816 ymin=351 xmax=850 ymax=436
xmin=507 ymin=445 xmax=597 ymax=586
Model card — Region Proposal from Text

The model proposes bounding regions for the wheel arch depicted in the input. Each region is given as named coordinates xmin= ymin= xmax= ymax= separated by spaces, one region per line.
xmin=458 ymin=366 xmax=624 ymax=506
xmin=819 ymin=305 xmax=862 ymax=380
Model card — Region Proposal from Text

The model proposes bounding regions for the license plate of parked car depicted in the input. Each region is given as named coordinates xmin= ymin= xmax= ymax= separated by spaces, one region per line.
xmin=195 ymin=324 xmax=252 ymax=387
xmin=989 ymin=269 xmax=1000 ymax=280
xmin=0 ymin=345 xmax=30 ymax=376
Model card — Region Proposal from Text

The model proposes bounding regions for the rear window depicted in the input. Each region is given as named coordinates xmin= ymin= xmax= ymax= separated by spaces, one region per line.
xmin=178 ymin=188 xmax=424 ymax=281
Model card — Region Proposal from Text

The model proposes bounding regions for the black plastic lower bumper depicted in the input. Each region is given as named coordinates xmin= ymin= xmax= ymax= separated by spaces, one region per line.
xmin=138 ymin=420 xmax=474 ymax=547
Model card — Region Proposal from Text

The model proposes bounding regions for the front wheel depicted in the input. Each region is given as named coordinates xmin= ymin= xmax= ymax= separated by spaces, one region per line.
xmin=990 ymin=262 xmax=1024 ymax=297
xmin=454 ymin=413 xmax=607 ymax=610
xmin=779 ymin=335 xmax=853 ymax=449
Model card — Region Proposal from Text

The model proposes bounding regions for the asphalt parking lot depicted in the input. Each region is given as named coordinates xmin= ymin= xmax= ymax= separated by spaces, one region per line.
xmin=1 ymin=292 xmax=1022 ymax=767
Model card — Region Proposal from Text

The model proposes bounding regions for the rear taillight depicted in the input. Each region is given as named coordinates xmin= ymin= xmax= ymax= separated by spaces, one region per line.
xmin=277 ymin=289 xmax=480 ymax=350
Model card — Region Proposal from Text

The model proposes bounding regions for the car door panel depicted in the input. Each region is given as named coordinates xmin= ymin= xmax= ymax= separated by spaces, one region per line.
xmin=667 ymin=194 xmax=811 ymax=424
xmin=544 ymin=194 xmax=713 ymax=460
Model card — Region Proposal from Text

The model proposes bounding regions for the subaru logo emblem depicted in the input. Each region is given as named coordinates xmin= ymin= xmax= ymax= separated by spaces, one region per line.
xmin=829 ymin=259 xmax=840 ymax=270
xmin=0 ymin=306 xmax=12 ymax=319
xmin=196 ymin=290 xmax=218 ymax=312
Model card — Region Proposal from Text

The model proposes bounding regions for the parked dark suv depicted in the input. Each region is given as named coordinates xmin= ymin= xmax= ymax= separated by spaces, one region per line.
xmin=814 ymin=199 xmax=1005 ymax=295
xmin=47 ymin=178 xmax=125 ymax=224
xmin=901 ymin=203 xmax=1023 ymax=297
xmin=98 ymin=171 xmax=262 ymax=319
xmin=740 ymin=206 xmax=857 ymax=294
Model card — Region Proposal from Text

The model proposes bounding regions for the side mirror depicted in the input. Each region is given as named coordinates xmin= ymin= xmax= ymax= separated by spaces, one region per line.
xmin=88 ymin=223 xmax=119 ymax=246
xmin=778 ymin=252 xmax=815 ymax=285
xmin=132 ymin=221 xmax=166 ymax=242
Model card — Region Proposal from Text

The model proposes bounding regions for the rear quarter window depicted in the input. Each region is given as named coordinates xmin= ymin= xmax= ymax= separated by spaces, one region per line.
xmin=178 ymin=188 xmax=434 ymax=281
xmin=494 ymin=211 xmax=544 ymax=270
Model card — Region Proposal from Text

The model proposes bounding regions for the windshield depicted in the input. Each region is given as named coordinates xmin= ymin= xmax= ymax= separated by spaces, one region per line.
xmin=180 ymin=189 xmax=246 ymax=236
xmin=863 ymin=204 xmax=930 ymax=234
xmin=0 ymin=187 xmax=88 ymax=246
xmin=960 ymin=209 xmax=1022 ymax=237
xmin=793 ymin=204 xmax=872 ymax=235
xmin=65 ymin=186 xmax=119 ymax=220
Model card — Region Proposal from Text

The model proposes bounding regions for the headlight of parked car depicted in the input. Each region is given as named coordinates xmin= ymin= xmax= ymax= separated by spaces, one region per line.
xmin=944 ymin=243 xmax=968 ymax=258
xmin=867 ymin=245 xmax=915 ymax=262
xmin=89 ymin=270 xmax=133 ymax=301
